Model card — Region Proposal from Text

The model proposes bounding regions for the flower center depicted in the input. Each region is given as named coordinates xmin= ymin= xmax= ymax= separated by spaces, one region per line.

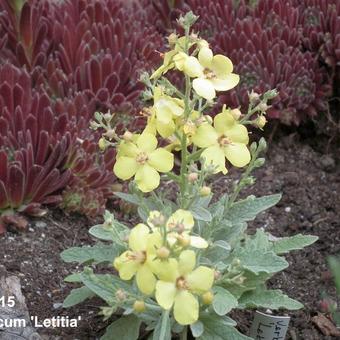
xmin=218 ymin=135 xmax=232 ymax=146
xmin=176 ymin=276 xmax=188 ymax=290
xmin=203 ymin=68 xmax=216 ymax=80
xmin=136 ymin=152 xmax=148 ymax=164
xmin=129 ymin=251 xmax=146 ymax=264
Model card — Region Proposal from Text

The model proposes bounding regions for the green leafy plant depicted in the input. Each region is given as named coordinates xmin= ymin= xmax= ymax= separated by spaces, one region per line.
xmin=61 ymin=12 xmax=318 ymax=339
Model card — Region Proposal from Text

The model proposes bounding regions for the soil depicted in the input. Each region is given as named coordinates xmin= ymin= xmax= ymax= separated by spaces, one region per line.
xmin=0 ymin=129 xmax=339 ymax=340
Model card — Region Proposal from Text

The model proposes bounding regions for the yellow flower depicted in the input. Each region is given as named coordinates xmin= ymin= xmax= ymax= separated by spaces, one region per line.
xmin=146 ymin=87 xmax=184 ymax=138
xmin=147 ymin=209 xmax=208 ymax=249
xmin=114 ymin=224 xmax=162 ymax=295
xmin=155 ymin=250 xmax=214 ymax=325
xmin=182 ymin=47 xmax=239 ymax=101
xmin=114 ymin=131 xmax=174 ymax=192
xmin=192 ymin=107 xmax=250 ymax=174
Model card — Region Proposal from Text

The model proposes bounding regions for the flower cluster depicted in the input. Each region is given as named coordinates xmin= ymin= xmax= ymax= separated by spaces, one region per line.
xmin=114 ymin=210 xmax=212 ymax=325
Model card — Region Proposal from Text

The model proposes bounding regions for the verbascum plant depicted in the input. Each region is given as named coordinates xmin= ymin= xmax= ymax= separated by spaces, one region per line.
xmin=62 ymin=13 xmax=318 ymax=339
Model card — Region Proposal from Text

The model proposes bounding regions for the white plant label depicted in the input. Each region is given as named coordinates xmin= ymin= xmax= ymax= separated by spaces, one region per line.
xmin=249 ymin=311 xmax=290 ymax=340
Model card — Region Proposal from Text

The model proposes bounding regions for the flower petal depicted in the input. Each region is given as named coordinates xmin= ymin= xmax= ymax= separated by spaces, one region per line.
xmin=155 ymin=281 xmax=177 ymax=309
xmin=224 ymin=143 xmax=251 ymax=167
xmin=201 ymin=145 xmax=227 ymax=174
xmin=135 ymin=164 xmax=160 ymax=192
xmin=213 ymin=111 xmax=236 ymax=135
xmin=113 ymin=156 xmax=138 ymax=180
xmin=137 ymin=132 xmax=157 ymax=152
xmin=156 ymin=119 xmax=175 ymax=138
xmin=150 ymin=258 xmax=179 ymax=282
xmin=116 ymin=141 xmax=139 ymax=158
xmin=198 ymin=47 xmax=213 ymax=68
xmin=190 ymin=235 xmax=208 ymax=248
xmin=211 ymin=55 xmax=233 ymax=77
xmin=136 ymin=265 xmax=156 ymax=295
xmin=148 ymin=148 xmax=174 ymax=173
xmin=167 ymin=209 xmax=194 ymax=230
xmin=193 ymin=78 xmax=216 ymax=100
xmin=191 ymin=124 xmax=218 ymax=148
xmin=211 ymin=73 xmax=239 ymax=91
xmin=224 ymin=124 xmax=249 ymax=144
xmin=129 ymin=223 xmax=149 ymax=251
xmin=178 ymin=250 xmax=196 ymax=276
xmin=184 ymin=56 xmax=203 ymax=78
xmin=186 ymin=266 xmax=214 ymax=293
xmin=174 ymin=291 xmax=199 ymax=325
xmin=115 ymin=252 xmax=140 ymax=280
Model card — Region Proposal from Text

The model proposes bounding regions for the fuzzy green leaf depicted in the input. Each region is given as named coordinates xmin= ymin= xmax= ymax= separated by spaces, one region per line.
xmin=101 ymin=315 xmax=141 ymax=340
xmin=239 ymin=289 xmax=303 ymax=310
xmin=225 ymin=194 xmax=281 ymax=224
xmin=153 ymin=310 xmax=171 ymax=340
xmin=64 ymin=273 xmax=82 ymax=282
xmin=212 ymin=287 xmax=238 ymax=316
xmin=61 ymin=244 xmax=121 ymax=264
xmin=63 ymin=286 xmax=95 ymax=308
xmin=89 ymin=225 xmax=116 ymax=241
xmin=190 ymin=321 xmax=204 ymax=338
xmin=191 ymin=206 xmax=212 ymax=222
xmin=80 ymin=269 xmax=131 ymax=304
xmin=273 ymin=234 xmax=318 ymax=254
xmin=238 ymin=250 xmax=288 ymax=274
xmin=204 ymin=240 xmax=231 ymax=264
xmin=114 ymin=192 xmax=140 ymax=205
xmin=199 ymin=315 xmax=251 ymax=340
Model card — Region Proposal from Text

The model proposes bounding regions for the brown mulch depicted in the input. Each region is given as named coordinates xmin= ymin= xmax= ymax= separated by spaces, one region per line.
xmin=0 ymin=131 xmax=339 ymax=339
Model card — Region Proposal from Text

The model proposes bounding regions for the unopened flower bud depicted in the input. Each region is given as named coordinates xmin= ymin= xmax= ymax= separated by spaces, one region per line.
xmin=202 ymin=291 xmax=214 ymax=305
xmin=103 ymin=113 xmax=112 ymax=121
xmin=188 ymin=172 xmax=198 ymax=183
xmin=168 ymin=33 xmax=178 ymax=47
xmin=230 ymin=108 xmax=242 ymax=120
xmin=133 ymin=300 xmax=146 ymax=313
xmin=254 ymin=158 xmax=265 ymax=167
xmin=198 ymin=39 xmax=209 ymax=49
xmin=264 ymin=89 xmax=278 ymax=99
xmin=115 ymin=289 xmax=127 ymax=302
xmin=248 ymin=90 xmax=260 ymax=104
xmin=253 ymin=116 xmax=267 ymax=129
xmin=214 ymin=270 xmax=221 ymax=280
xmin=156 ymin=246 xmax=170 ymax=259
xmin=258 ymin=102 xmax=269 ymax=112
xmin=101 ymin=306 xmax=114 ymax=318
xmin=258 ymin=137 xmax=267 ymax=151
xmin=98 ymin=138 xmax=107 ymax=151
xmin=232 ymin=275 xmax=246 ymax=285
xmin=90 ymin=121 xmax=100 ymax=130
xmin=105 ymin=129 xmax=116 ymax=140
xmin=232 ymin=258 xmax=241 ymax=267
xmin=123 ymin=131 xmax=133 ymax=141
xmin=200 ymin=186 xmax=211 ymax=197
xmin=177 ymin=234 xmax=191 ymax=247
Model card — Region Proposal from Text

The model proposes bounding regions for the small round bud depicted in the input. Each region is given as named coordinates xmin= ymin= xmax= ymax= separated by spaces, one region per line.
xmin=258 ymin=137 xmax=267 ymax=151
xmin=188 ymin=172 xmax=199 ymax=183
xmin=255 ymin=115 xmax=267 ymax=129
xmin=133 ymin=300 xmax=146 ymax=313
xmin=258 ymin=102 xmax=269 ymax=112
xmin=254 ymin=158 xmax=265 ymax=168
xmin=122 ymin=131 xmax=133 ymax=141
xmin=168 ymin=33 xmax=178 ymax=47
xmin=214 ymin=270 xmax=221 ymax=281
xmin=232 ymin=258 xmax=241 ymax=267
xmin=230 ymin=108 xmax=241 ymax=120
xmin=105 ymin=129 xmax=116 ymax=140
xmin=156 ymin=246 xmax=170 ymax=259
xmin=264 ymin=89 xmax=278 ymax=99
xmin=202 ymin=291 xmax=214 ymax=305
xmin=197 ymin=39 xmax=209 ymax=49
xmin=200 ymin=186 xmax=211 ymax=197
xmin=115 ymin=289 xmax=127 ymax=302
xmin=98 ymin=138 xmax=107 ymax=151
xmin=177 ymin=234 xmax=191 ymax=247
xmin=101 ymin=306 xmax=114 ymax=318
xmin=232 ymin=275 xmax=246 ymax=285
xmin=103 ymin=113 xmax=112 ymax=121
xmin=248 ymin=90 xmax=260 ymax=104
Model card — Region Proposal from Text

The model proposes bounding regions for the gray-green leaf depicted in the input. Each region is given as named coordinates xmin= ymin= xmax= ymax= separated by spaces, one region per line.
xmin=225 ymin=194 xmax=281 ymax=224
xmin=199 ymin=314 xmax=252 ymax=340
xmin=61 ymin=244 xmax=121 ymax=264
xmin=239 ymin=289 xmax=303 ymax=310
xmin=238 ymin=250 xmax=288 ymax=274
xmin=212 ymin=287 xmax=238 ymax=316
xmin=63 ymin=286 xmax=95 ymax=308
xmin=191 ymin=206 xmax=212 ymax=222
xmin=114 ymin=192 xmax=140 ymax=205
xmin=101 ymin=315 xmax=141 ymax=340
xmin=273 ymin=234 xmax=318 ymax=254
xmin=153 ymin=310 xmax=171 ymax=340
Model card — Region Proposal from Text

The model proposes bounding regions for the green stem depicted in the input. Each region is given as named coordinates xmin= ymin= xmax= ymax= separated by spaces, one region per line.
xmin=180 ymin=326 xmax=188 ymax=340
